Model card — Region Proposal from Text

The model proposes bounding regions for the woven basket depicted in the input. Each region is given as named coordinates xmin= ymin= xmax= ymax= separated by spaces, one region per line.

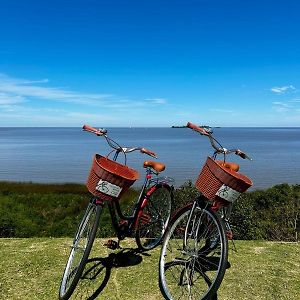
xmin=86 ymin=154 xmax=139 ymax=201
xmin=196 ymin=157 xmax=252 ymax=202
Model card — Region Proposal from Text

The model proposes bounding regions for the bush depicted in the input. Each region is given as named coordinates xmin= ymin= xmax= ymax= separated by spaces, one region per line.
xmin=0 ymin=181 xmax=299 ymax=240
xmin=170 ymin=182 xmax=300 ymax=241
xmin=172 ymin=180 xmax=199 ymax=211
xmin=231 ymin=184 xmax=300 ymax=241
xmin=0 ymin=182 xmax=140 ymax=238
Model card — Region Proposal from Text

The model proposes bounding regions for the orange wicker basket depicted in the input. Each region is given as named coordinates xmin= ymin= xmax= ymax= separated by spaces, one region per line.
xmin=196 ymin=157 xmax=252 ymax=203
xmin=86 ymin=154 xmax=140 ymax=201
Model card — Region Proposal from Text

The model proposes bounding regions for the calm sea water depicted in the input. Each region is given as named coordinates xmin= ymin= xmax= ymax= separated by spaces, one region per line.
xmin=0 ymin=127 xmax=299 ymax=190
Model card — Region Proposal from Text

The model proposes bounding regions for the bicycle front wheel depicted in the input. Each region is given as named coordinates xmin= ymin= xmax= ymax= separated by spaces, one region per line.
xmin=159 ymin=203 xmax=228 ymax=300
xmin=136 ymin=185 xmax=172 ymax=251
xmin=59 ymin=201 xmax=102 ymax=300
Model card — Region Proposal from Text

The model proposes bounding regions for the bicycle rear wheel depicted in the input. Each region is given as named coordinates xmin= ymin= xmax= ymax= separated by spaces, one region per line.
xmin=59 ymin=200 xmax=102 ymax=300
xmin=159 ymin=202 xmax=228 ymax=300
xmin=135 ymin=185 xmax=172 ymax=251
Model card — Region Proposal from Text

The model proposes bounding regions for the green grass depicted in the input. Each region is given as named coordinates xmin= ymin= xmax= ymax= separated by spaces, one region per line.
xmin=219 ymin=240 xmax=300 ymax=300
xmin=0 ymin=239 xmax=299 ymax=300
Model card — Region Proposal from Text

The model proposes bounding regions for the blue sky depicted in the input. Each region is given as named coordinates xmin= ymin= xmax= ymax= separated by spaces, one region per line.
xmin=0 ymin=0 xmax=300 ymax=127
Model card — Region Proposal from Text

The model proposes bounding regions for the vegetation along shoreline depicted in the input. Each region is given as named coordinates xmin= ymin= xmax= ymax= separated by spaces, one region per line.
xmin=0 ymin=181 xmax=299 ymax=241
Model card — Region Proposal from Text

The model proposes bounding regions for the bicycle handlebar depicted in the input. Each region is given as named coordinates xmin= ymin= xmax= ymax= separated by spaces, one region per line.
xmin=82 ymin=124 xmax=157 ymax=158
xmin=186 ymin=121 xmax=252 ymax=160
xmin=82 ymin=124 xmax=107 ymax=136
xmin=140 ymin=147 xmax=157 ymax=158
xmin=186 ymin=122 xmax=210 ymax=136
xmin=234 ymin=149 xmax=252 ymax=160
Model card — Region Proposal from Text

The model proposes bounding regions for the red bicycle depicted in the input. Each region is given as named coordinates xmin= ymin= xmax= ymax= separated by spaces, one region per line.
xmin=59 ymin=125 xmax=174 ymax=300
xmin=159 ymin=122 xmax=252 ymax=300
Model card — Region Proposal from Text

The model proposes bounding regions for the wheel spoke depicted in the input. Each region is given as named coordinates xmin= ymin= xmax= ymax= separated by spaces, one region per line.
xmin=136 ymin=186 xmax=172 ymax=250
xmin=159 ymin=204 xmax=228 ymax=300
xmin=59 ymin=202 xmax=102 ymax=300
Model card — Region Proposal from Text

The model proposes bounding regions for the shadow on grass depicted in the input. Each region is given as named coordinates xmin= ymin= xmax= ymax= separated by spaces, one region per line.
xmin=68 ymin=247 xmax=219 ymax=300
xmin=71 ymin=247 xmax=147 ymax=299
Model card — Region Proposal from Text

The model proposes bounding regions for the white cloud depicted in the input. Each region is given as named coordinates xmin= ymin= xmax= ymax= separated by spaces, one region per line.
xmin=0 ymin=93 xmax=26 ymax=105
xmin=0 ymin=74 xmax=169 ymax=109
xmin=272 ymin=102 xmax=292 ymax=112
xmin=0 ymin=73 xmax=111 ymax=105
xmin=0 ymin=104 xmax=118 ymax=126
xmin=288 ymin=98 xmax=300 ymax=103
xmin=145 ymin=98 xmax=167 ymax=105
xmin=270 ymin=85 xmax=295 ymax=94
xmin=272 ymin=101 xmax=300 ymax=113
xmin=0 ymin=73 xmax=172 ymax=126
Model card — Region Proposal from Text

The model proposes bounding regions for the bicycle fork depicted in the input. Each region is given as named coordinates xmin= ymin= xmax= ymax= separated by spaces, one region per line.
xmin=183 ymin=200 xmax=209 ymax=252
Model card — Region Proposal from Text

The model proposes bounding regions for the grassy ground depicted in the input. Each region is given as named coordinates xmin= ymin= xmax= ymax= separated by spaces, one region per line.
xmin=218 ymin=240 xmax=300 ymax=300
xmin=0 ymin=239 xmax=299 ymax=300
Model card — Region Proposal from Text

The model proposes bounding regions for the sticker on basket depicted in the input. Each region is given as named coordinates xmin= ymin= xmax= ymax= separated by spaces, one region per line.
xmin=95 ymin=179 xmax=122 ymax=197
xmin=215 ymin=184 xmax=241 ymax=202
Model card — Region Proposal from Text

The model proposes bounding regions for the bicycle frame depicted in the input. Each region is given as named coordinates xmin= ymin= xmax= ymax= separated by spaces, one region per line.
xmin=107 ymin=167 xmax=173 ymax=241
xmin=89 ymin=143 xmax=174 ymax=241
xmin=181 ymin=196 xmax=235 ymax=251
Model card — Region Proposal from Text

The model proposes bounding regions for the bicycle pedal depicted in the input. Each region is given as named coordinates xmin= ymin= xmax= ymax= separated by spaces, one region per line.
xmin=119 ymin=220 xmax=128 ymax=227
xmin=140 ymin=213 xmax=151 ymax=225
xmin=104 ymin=239 xmax=119 ymax=250
xmin=226 ymin=230 xmax=233 ymax=240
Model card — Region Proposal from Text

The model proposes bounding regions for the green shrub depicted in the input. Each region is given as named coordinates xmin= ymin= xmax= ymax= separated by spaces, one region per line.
xmin=0 ymin=182 xmax=140 ymax=238
xmin=172 ymin=180 xmax=199 ymax=211
xmin=0 ymin=181 xmax=299 ymax=240
xmin=230 ymin=184 xmax=300 ymax=241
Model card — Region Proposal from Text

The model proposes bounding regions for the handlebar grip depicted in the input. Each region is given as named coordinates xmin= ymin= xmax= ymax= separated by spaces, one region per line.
xmin=186 ymin=122 xmax=210 ymax=136
xmin=140 ymin=148 xmax=157 ymax=158
xmin=235 ymin=149 xmax=252 ymax=160
xmin=82 ymin=124 xmax=106 ymax=136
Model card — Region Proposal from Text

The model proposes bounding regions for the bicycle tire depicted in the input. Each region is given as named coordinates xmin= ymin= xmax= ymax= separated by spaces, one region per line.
xmin=159 ymin=202 xmax=228 ymax=300
xmin=59 ymin=201 xmax=102 ymax=300
xmin=135 ymin=185 xmax=172 ymax=251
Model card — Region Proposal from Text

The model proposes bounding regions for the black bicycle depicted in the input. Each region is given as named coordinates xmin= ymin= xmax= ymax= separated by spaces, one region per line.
xmin=59 ymin=124 xmax=174 ymax=300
